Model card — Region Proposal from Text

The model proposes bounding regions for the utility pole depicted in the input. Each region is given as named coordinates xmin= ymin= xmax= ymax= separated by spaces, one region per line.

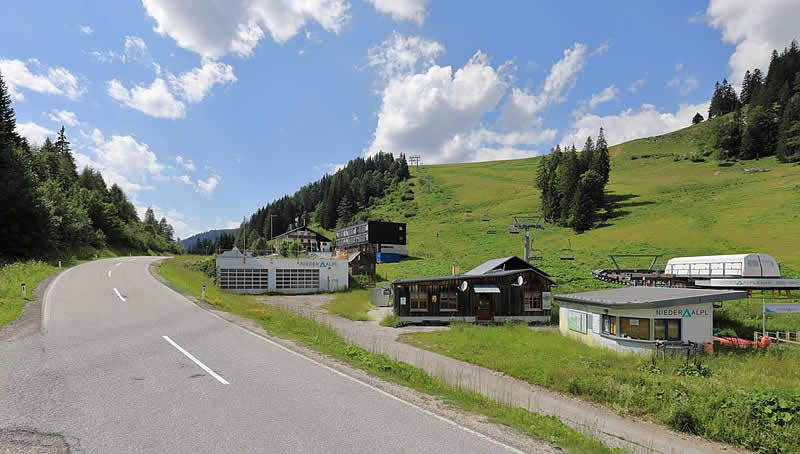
xmin=409 ymin=155 xmax=421 ymax=169
xmin=269 ymin=214 xmax=279 ymax=241
xmin=512 ymin=215 xmax=544 ymax=263
xmin=425 ymin=175 xmax=433 ymax=193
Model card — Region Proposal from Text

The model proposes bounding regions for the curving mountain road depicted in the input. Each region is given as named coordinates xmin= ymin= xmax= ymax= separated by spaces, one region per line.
xmin=0 ymin=257 xmax=521 ymax=453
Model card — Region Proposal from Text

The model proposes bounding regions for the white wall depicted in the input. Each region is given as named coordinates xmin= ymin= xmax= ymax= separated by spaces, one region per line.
xmin=216 ymin=256 xmax=348 ymax=293
xmin=558 ymin=302 xmax=713 ymax=354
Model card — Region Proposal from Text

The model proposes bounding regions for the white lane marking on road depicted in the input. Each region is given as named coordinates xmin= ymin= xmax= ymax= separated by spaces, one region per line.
xmin=148 ymin=266 xmax=522 ymax=453
xmin=113 ymin=288 xmax=126 ymax=302
xmin=115 ymin=263 xmax=122 ymax=267
xmin=162 ymin=335 xmax=230 ymax=385
xmin=107 ymin=270 xmax=112 ymax=278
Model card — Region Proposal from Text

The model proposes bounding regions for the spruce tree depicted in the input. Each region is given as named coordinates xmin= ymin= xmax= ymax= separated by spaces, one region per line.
xmin=692 ymin=113 xmax=704 ymax=124
xmin=579 ymin=136 xmax=594 ymax=174
xmin=740 ymin=70 xmax=753 ymax=105
xmin=591 ymin=128 xmax=611 ymax=185
xmin=336 ymin=196 xmax=353 ymax=228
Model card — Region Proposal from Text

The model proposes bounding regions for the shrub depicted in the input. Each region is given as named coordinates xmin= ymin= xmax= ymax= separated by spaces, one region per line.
xmin=668 ymin=406 xmax=699 ymax=434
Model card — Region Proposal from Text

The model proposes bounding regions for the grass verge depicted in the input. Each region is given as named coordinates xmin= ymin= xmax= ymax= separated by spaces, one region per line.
xmin=158 ymin=256 xmax=622 ymax=454
xmin=319 ymin=289 xmax=373 ymax=321
xmin=400 ymin=323 xmax=800 ymax=453
xmin=0 ymin=261 xmax=59 ymax=328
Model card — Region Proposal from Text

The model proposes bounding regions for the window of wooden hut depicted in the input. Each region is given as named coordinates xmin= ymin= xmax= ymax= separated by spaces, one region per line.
xmin=440 ymin=291 xmax=458 ymax=311
xmin=523 ymin=290 xmax=542 ymax=311
xmin=410 ymin=286 xmax=428 ymax=312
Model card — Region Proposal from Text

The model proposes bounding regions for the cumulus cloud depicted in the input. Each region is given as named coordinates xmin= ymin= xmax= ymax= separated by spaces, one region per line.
xmin=168 ymin=59 xmax=237 ymax=103
xmin=48 ymin=110 xmax=80 ymax=127
xmin=107 ymin=78 xmax=186 ymax=119
xmin=366 ymin=35 xmax=580 ymax=164
xmin=141 ymin=0 xmax=351 ymax=58
xmin=365 ymin=0 xmax=429 ymax=24
xmin=561 ymin=101 xmax=710 ymax=147
xmin=175 ymin=175 xmax=193 ymax=185
xmin=74 ymin=128 xmax=165 ymax=195
xmin=17 ymin=121 xmax=56 ymax=145
xmin=196 ymin=175 xmax=220 ymax=194
xmin=0 ymin=59 xmax=84 ymax=101
xmin=706 ymin=0 xmax=800 ymax=84
xmin=367 ymin=31 xmax=444 ymax=81
xmin=80 ymin=25 xmax=93 ymax=35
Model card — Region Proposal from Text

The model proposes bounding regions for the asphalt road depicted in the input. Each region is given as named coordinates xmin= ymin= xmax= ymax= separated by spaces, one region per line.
xmin=0 ymin=257 xmax=521 ymax=453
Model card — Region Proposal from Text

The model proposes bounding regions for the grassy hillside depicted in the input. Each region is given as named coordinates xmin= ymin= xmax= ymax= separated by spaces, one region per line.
xmin=367 ymin=119 xmax=800 ymax=297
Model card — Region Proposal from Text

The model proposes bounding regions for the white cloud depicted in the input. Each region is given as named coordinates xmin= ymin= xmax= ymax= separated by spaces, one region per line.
xmin=313 ymin=162 xmax=346 ymax=173
xmin=588 ymin=85 xmax=618 ymax=109
xmin=365 ymin=0 xmax=429 ymax=24
xmin=523 ymin=42 xmax=587 ymax=114
xmin=80 ymin=25 xmax=93 ymax=35
xmin=367 ymin=31 xmax=444 ymax=81
xmin=674 ymin=62 xmax=684 ymax=72
xmin=572 ymin=85 xmax=618 ymax=117
xmin=141 ymin=0 xmax=351 ymax=58
xmin=124 ymin=36 xmax=148 ymax=53
xmin=196 ymin=175 xmax=220 ymax=194
xmin=562 ymin=101 xmax=710 ymax=147
xmin=667 ymin=74 xmax=699 ymax=96
xmin=48 ymin=110 xmax=80 ymax=127
xmin=0 ymin=59 xmax=85 ymax=101
xmin=706 ymin=0 xmax=800 ymax=84
xmin=591 ymin=41 xmax=611 ymax=56
xmin=175 ymin=175 xmax=193 ymax=185
xmin=366 ymin=37 xmax=589 ymax=164
xmin=107 ymin=78 xmax=186 ymax=119
xmin=629 ymin=79 xmax=645 ymax=93
xmin=17 ymin=121 xmax=56 ymax=145
xmin=90 ymin=50 xmax=126 ymax=64
xmin=175 ymin=156 xmax=196 ymax=171
xmin=74 ymin=128 xmax=165 ymax=195
xmin=168 ymin=59 xmax=237 ymax=103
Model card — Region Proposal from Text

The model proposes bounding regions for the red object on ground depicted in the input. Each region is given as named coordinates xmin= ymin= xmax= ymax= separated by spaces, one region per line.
xmin=713 ymin=336 xmax=755 ymax=347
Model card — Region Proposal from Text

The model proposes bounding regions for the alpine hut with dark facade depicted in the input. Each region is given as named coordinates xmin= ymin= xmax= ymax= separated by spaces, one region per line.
xmin=391 ymin=256 xmax=554 ymax=324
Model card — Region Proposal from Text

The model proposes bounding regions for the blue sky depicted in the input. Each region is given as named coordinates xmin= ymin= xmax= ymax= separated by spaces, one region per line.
xmin=2 ymin=1 xmax=798 ymax=238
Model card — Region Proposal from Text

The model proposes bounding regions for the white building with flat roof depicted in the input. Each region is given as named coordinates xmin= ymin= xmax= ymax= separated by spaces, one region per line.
xmin=556 ymin=287 xmax=747 ymax=354
xmin=216 ymin=248 xmax=348 ymax=294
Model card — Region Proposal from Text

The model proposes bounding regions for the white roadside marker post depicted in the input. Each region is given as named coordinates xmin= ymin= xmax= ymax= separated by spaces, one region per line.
xmin=58 ymin=260 xmax=61 ymax=269
xmin=21 ymin=283 xmax=26 ymax=299
xmin=202 ymin=284 xmax=206 ymax=300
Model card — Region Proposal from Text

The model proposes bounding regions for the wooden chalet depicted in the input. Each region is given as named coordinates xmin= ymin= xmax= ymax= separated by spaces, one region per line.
xmin=392 ymin=256 xmax=555 ymax=324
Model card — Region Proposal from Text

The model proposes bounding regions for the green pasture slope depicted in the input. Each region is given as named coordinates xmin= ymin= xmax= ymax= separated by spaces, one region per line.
xmin=367 ymin=118 xmax=800 ymax=331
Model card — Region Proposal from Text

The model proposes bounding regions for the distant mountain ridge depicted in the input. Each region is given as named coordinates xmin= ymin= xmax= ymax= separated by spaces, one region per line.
xmin=181 ymin=229 xmax=236 ymax=249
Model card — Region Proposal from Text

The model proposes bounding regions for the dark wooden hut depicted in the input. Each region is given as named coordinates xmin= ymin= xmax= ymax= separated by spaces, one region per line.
xmin=391 ymin=257 xmax=554 ymax=324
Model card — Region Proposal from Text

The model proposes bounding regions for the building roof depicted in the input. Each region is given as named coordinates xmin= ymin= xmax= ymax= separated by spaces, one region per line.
xmin=273 ymin=225 xmax=331 ymax=242
xmin=392 ymin=268 xmax=548 ymax=285
xmin=555 ymin=287 xmax=748 ymax=309
xmin=465 ymin=256 xmax=554 ymax=283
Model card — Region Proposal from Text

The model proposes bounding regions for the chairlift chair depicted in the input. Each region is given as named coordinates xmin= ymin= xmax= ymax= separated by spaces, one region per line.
xmin=509 ymin=225 xmax=520 ymax=234
xmin=530 ymin=248 xmax=544 ymax=261
xmin=482 ymin=213 xmax=490 ymax=222
xmin=486 ymin=225 xmax=497 ymax=234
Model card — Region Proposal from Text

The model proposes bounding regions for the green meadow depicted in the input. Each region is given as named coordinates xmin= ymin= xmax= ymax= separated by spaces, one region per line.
xmin=358 ymin=118 xmax=800 ymax=333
